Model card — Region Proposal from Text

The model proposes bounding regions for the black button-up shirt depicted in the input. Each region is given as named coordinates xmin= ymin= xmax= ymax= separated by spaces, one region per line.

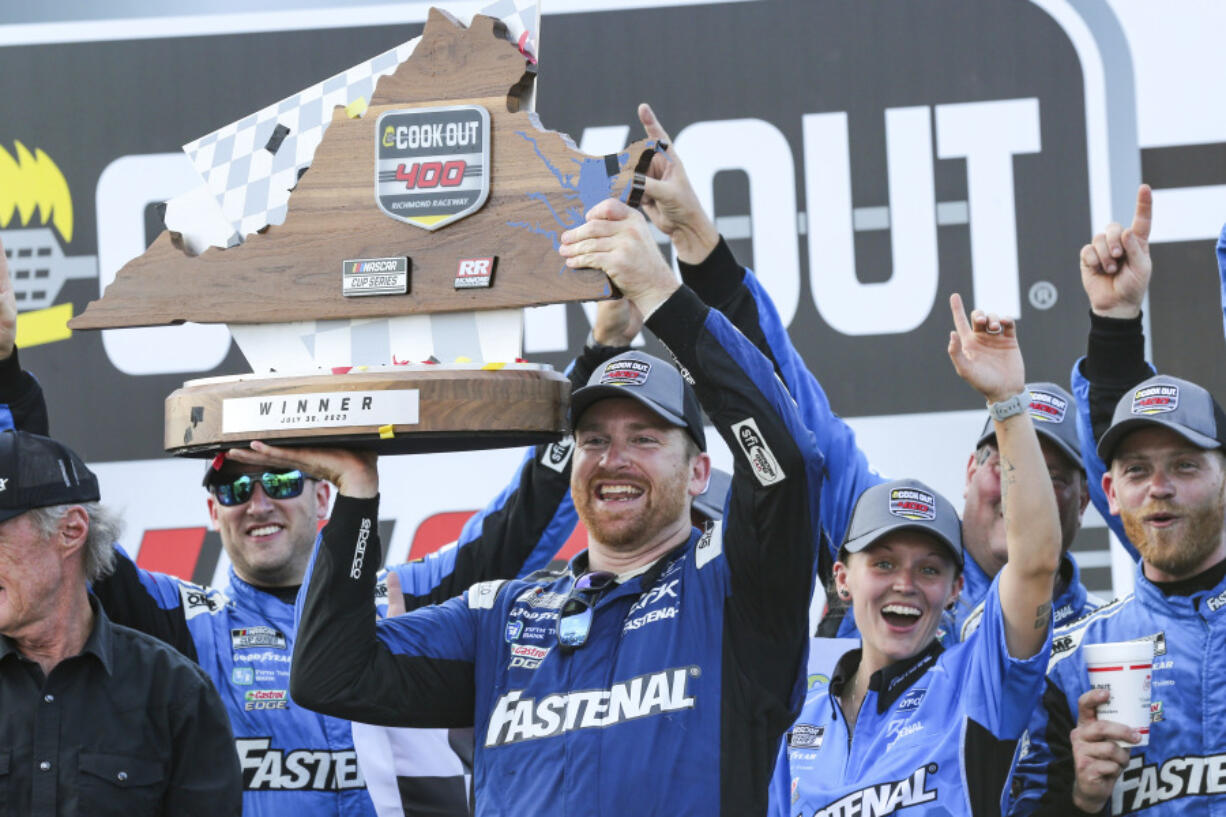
xmin=0 ymin=596 xmax=240 ymax=816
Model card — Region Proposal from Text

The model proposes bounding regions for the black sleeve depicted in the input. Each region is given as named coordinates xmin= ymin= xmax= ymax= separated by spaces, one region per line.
xmin=91 ymin=552 xmax=199 ymax=662
xmin=293 ymin=495 xmax=478 ymax=728
xmin=645 ymin=285 xmax=818 ymax=695
xmin=678 ymin=237 xmax=787 ymax=382
xmin=0 ymin=348 xmax=50 ymax=435
xmin=1080 ymin=311 xmax=1150 ymax=443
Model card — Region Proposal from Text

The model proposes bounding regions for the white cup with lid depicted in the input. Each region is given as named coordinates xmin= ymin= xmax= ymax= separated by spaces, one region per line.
xmin=1083 ymin=639 xmax=1154 ymax=747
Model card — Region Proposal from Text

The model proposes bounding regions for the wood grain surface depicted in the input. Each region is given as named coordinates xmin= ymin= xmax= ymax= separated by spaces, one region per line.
xmin=166 ymin=365 xmax=570 ymax=456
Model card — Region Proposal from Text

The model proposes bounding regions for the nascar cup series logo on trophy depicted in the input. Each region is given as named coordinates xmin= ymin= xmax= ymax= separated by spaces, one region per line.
xmin=68 ymin=4 xmax=656 ymax=456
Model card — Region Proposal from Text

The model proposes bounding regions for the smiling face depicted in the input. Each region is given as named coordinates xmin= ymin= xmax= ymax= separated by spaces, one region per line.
xmin=962 ymin=439 xmax=1088 ymax=576
xmin=207 ymin=467 xmax=330 ymax=588
xmin=571 ymin=397 xmax=708 ymax=555
xmin=834 ymin=531 xmax=963 ymax=671
xmin=1105 ymin=426 xmax=1226 ymax=582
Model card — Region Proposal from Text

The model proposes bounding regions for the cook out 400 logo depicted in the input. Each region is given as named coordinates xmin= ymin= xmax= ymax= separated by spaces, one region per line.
xmin=375 ymin=105 xmax=490 ymax=231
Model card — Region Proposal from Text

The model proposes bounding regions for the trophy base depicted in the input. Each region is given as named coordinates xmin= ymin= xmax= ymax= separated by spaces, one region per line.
xmin=165 ymin=364 xmax=569 ymax=456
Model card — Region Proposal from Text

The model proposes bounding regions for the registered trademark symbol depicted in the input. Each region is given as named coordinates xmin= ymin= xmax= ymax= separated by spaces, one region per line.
xmin=1029 ymin=281 xmax=1058 ymax=310
xmin=689 ymin=666 xmax=702 ymax=678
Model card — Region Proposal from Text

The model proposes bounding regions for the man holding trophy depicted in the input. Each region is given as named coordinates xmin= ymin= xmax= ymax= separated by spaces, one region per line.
xmin=228 ymin=196 xmax=823 ymax=817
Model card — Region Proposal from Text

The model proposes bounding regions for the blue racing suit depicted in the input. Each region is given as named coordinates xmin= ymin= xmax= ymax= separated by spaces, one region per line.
xmin=1008 ymin=561 xmax=1226 ymax=815
xmin=1010 ymin=290 xmax=1226 ymax=815
xmin=0 ymin=347 xmax=589 ymax=817
xmin=290 ymin=286 xmax=824 ymax=817
xmin=772 ymin=575 xmax=1051 ymax=817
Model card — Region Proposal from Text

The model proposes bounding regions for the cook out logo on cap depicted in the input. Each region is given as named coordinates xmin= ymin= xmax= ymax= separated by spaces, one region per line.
xmin=599 ymin=359 xmax=651 ymax=387
xmin=1029 ymin=391 xmax=1068 ymax=423
xmin=1131 ymin=385 xmax=1179 ymax=415
xmin=889 ymin=488 xmax=936 ymax=521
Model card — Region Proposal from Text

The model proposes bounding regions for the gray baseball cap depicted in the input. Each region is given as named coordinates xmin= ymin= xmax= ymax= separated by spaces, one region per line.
xmin=1097 ymin=374 xmax=1226 ymax=464
xmin=692 ymin=468 xmax=731 ymax=522
xmin=841 ymin=478 xmax=963 ymax=568
xmin=569 ymin=350 xmax=706 ymax=451
xmin=976 ymin=382 xmax=1083 ymax=470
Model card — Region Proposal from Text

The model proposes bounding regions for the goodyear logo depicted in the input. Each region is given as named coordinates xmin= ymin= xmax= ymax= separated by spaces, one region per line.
xmin=890 ymin=488 xmax=936 ymax=521
xmin=1131 ymin=385 xmax=1179 ymax=416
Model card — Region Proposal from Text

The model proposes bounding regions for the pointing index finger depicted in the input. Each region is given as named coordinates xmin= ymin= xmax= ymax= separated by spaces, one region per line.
xmin=1132 ymin=184 xmax=1153 ymax=243
xmin=638 ymin=102 xmax=671 ymax=144
xmin=949 ymin=292 xmax=972 ymax=340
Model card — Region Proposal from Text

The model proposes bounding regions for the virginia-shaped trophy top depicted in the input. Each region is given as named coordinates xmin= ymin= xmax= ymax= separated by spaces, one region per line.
xmin=68 ymin=6 xmax=657 ymax=457
xmin=69 ymin=8 xmax=657 ymax=330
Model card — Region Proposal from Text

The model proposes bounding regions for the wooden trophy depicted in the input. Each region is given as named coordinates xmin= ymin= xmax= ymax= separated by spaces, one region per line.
xmin=69 ymin=8 xmax=656 ymax=456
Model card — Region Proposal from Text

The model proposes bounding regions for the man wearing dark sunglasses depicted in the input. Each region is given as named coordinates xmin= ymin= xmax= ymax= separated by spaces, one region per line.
xmin=248 ymin=196 xmax=823 ymax=817
xmin=204 ymin=465 xmax=329 ymax=590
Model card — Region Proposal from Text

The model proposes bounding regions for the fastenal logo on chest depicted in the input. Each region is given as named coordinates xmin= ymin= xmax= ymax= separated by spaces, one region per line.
xmin=485 ymin=666 xmax=699 ymax=747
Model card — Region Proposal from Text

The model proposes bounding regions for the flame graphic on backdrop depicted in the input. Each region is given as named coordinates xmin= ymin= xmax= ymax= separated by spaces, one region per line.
xmin=0 ymin=141 xmax=73 ymax=243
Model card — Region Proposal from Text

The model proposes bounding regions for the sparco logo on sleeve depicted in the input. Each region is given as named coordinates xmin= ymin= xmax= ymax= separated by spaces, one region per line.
xmin=350 ymin=518 xmax=372 ymax=579
xmin=484 ymin=666 xmax=699 ymax=747
xmin=731 ymin=418 xmax=785 ymax=486
xmin=236 ymin=738 xmax=365 ymax=791
xmin=1111 ymin=753 xmax=1226 ymax=814
xmin=812 ymin=763 xmax=938 ymax=817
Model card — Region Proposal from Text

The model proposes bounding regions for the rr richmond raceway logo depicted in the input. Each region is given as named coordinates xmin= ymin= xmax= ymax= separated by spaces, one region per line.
xmin=236 ymin=738 xmax=365 ymax=791
xmin=484 ymin=666 xmax=699 ymax=747
xmin=1111 ymin=753 xmax=1226 ymax=814
xmin=809 ymin=763 xmax=938 ymax=817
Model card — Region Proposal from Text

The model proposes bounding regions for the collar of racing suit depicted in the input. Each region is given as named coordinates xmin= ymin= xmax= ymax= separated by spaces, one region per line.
xmin=566 ymin=533 xmax=696 ymax=592
xmin=1149 ymin=554 xmax=1226 ymax=598
xmin=1134 ymin=557 xmax=1226 ymax=620
xmin=828 ymin=639 xmax=945 ymax=715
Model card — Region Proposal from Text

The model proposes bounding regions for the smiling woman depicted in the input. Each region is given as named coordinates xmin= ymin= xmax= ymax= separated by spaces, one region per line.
xmin=770 ymin=296 xmax=1064 ymax=817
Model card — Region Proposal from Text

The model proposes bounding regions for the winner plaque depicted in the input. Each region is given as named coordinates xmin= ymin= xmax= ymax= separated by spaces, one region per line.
xmin=69 ymin=6 xmax=657 ymax=456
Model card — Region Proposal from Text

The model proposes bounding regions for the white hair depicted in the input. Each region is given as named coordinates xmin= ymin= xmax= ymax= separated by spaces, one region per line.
xmin=27 ymin=502 xmax=123 ymax=583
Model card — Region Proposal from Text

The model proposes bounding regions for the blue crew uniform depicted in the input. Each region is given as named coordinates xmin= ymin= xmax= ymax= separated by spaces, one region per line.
xmin=1011 ymin=288 xmax=1226 ymax=815
xmin=1008 ymin=560 xmax=1226 ymax=816
xmin=290 ymin=286 xmax=824 ymax=817
xmin=774 ymin=576 xmax=1050 ymax=817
